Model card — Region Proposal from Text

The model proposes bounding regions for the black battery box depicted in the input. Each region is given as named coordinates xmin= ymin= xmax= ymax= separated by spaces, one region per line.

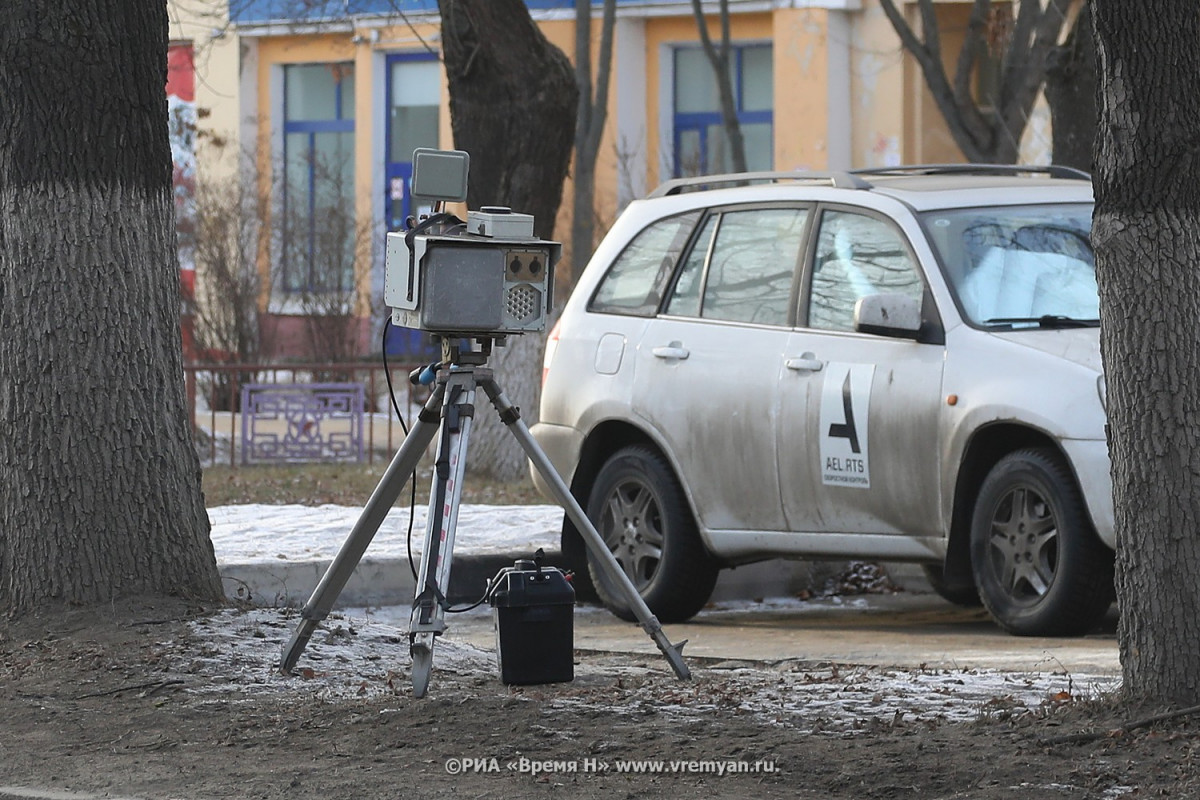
xmin=488 ymin=559 xmax=575 ymax=685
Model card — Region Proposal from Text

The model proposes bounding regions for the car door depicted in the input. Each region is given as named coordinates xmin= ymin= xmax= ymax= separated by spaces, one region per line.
xmin=778 ymin=206 xmax=946 ymax=538
xmin=632 ymin=205 xmax=811 ymax=533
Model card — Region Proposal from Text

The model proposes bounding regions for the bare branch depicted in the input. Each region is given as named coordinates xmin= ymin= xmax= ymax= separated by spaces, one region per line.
xmin=950 ymin=1 xmax=989 ymax=109
xmin=591 ymin=0 xmax=617 ymax=161
xmin=689 ymin=0 xmax=722 ymax=67
xmin=879 ymin=0 xmax=990 ymax=161
xmin=998 ymin=0 xmax=1073 ymax=151
xmin=688 ymin=0 xmax=746 ymax=173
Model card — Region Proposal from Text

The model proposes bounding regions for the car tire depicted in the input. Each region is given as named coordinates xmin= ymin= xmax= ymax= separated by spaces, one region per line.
xmin=970 ymin=447 xmax=1114 ymax=636
xmin=921 ymin=564 xmax=981 ymax=607
xmin=585 ymin=445 xmax=718 ymax=623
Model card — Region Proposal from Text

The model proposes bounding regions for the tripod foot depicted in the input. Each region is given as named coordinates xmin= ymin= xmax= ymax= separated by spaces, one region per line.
xmin=280 ymin=618 xmax=319 ymax=675
xmin=411 ymin=640 xmax=434 ymax=698
xmin=655 ymin=634 xmax=691 ymax=680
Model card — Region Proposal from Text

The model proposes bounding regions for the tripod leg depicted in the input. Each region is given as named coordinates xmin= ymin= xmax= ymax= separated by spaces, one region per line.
xmin=279 ymin=383 xmax=446 ymax=675
xmin=479 ymin=377 xmax=691 ymax=680
xmin=409 ymin=369 xmax=477 ymax=697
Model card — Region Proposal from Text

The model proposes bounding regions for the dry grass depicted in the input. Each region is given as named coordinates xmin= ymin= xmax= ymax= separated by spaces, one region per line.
xmin=201 ymin=462 xmax=547 ymax=508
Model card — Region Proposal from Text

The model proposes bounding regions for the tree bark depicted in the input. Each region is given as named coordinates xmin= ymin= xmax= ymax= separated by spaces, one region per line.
xmin=1045 ymin=2 xmax=1096 ymax=172
xmin=1092 ymin=0 xmax=1200 ymax=705
xmin=436 ymin=0 xmax=578 ymax=481
xmin=0 ymin=0 xmax=224 ymax=614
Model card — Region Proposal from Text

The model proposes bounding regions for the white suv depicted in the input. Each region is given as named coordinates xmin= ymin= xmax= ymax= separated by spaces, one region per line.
xmin=532 ymin=165 xmax=1113 ymax=636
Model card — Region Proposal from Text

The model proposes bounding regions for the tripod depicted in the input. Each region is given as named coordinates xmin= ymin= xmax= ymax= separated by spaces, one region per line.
xmin=279 ymin=338 xmax=690 ymax=697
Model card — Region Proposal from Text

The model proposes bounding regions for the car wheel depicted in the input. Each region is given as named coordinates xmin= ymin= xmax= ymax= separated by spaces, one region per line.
xmin=585 ymin=445 xmax=718 ymax=623
xmin=921 ymin=564 xmax=981 ymax=607
xmin=970 ymin=448 xmax=1114 ymax=636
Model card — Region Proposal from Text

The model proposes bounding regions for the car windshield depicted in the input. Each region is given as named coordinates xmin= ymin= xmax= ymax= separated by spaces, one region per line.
xmin=920 ymin=203 xmax=1097 ymax=328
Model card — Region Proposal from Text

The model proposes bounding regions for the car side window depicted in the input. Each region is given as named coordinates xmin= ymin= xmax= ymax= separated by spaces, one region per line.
xmin=808 ymin=209 xmax=925 ymax=332
xmin=589 ymin=211 xmax=701 ymax=316
xmin=664 ymin=214 xmax=717 ymax=318
xmin=666 ymin=207 xmax=808 ymax=326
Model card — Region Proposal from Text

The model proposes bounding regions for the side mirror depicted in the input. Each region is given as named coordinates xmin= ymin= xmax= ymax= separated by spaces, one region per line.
xmin=854 ymin=293 xmax=922 ymax=339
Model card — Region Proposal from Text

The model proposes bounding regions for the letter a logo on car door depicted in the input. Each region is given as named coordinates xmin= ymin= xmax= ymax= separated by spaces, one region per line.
xmin=827 ymin=371 xmax=861 ymax=454
xmin=820 ymin=363 xmax=874 ymax=488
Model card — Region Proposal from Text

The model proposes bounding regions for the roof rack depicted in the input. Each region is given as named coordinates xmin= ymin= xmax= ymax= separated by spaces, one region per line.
xmin=849 ymin=164 xmax=1091 ymax=181
xmin=646 ymin=170 xmax=871 ymax=198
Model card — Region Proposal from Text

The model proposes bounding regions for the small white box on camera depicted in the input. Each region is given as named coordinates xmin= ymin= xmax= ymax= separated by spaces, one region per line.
xmin=467 ymin=207 xmax=535 ymax=238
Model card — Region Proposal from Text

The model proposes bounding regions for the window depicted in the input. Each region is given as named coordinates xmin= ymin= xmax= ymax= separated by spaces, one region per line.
xmin=808 ymin=210 xmax=925 ymax=332
xmin=589 ymin=212 xmax=701 ymax=316
xmin=282 ymin=63 xmax=356 ymax=294
xmin=666 ymin=207 xmax=808 ymax=326
xmin=389 ymin=58 xmax=439 ymax=165
xmin=386 ymin=55 xmax=441 ymax=231
xmin=673 ymin=44 xmax=773 ymax=178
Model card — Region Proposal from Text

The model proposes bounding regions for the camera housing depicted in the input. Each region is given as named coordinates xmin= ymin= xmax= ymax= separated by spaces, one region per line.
xmin=383 ymin=149 xmax=559 ymax=337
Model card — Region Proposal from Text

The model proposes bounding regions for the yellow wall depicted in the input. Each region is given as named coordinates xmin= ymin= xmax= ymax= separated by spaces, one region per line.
xmin=772 ymin=8 xmax=831 ymax=170
xmin=850 ymin=3 xmax=908 ymax=169
xmin=168 ymin=0 xmax=243 ymax=182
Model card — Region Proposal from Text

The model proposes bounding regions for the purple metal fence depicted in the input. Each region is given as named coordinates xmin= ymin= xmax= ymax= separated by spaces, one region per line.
xmin=240 ymin=382 xmax=365 ymax=465
xmin=184 ymin=361 xmax=425 ymax=467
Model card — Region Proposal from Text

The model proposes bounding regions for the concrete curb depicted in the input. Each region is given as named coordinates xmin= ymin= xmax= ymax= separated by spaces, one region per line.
xmin=0 ymin=788 xmax=143 ymax=800
xmin=218 ymin=553 xmax=518 ymax=609
xmin=217 ymin=554 xmax=928 ymax=610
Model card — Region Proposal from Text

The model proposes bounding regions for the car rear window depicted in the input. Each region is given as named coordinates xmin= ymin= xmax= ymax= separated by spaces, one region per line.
xmin=589 ymin=211 xmax=700 ymax=316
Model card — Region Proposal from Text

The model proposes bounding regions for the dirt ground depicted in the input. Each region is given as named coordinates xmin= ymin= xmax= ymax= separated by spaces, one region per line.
xmin=1 ymin=596 xmax=1197 ymax=800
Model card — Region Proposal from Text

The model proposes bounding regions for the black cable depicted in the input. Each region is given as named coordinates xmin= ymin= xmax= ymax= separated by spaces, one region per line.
xmin=381 ymin=317 xmax=421 ymax=581
xmin=448 ymin=549 xmax=551 ymax=613
xmin=381 ymin=317 xmax=411 ymax=436
xmin=446 ymin=570 xmax=504 ymax=613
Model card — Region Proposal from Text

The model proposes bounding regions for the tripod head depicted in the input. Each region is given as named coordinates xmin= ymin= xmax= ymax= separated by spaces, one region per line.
xmin=407 ymin=335 xmax=504 ymax=389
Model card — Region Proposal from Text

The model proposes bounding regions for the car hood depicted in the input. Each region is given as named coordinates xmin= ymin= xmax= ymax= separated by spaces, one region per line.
xmin=988 ymin=327 xmax=1103 ymax=373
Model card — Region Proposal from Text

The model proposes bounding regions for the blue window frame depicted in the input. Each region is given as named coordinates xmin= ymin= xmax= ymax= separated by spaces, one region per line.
xmin=673 ymin=44 xmax=773 ymax=178
xmin=282 ymin=62 xmax=356 ymax=294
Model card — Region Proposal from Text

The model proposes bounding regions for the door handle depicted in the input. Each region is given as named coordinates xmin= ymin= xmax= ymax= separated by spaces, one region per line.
xmin=785 ymin=353 xmax=824 ymax=372
xmin=651 ymin=344 xmax=690 ymax=360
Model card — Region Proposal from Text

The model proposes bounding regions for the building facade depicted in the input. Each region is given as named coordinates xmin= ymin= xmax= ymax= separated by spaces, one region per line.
xmin=179 ymin=0 xmax=1055 ymax=360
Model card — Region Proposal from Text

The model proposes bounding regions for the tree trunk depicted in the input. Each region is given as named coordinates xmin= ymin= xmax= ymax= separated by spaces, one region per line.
xmin=1092 ymin=0 xmax=1200 ymax=705
xmin=571 ymin=0 xmax=617 ymax=284
xmin=436 ymin=0 xmax=578 ymax=481
xmin=0 ymin=0 xmax=224 ymax=615
xmin=1045 ymin=2 xmax=1096 ymax=172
